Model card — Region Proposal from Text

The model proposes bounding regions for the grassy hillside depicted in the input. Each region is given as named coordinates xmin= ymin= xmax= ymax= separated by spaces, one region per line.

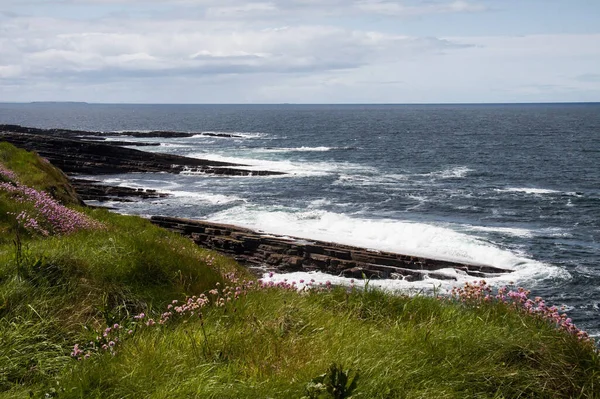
xmin=1 ymin=142 xmax=599 ymax=398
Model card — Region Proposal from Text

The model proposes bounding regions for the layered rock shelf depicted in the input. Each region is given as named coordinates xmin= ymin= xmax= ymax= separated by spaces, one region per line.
xmin=150 ymin=216 xmax=512 ymax=281
xmin=70 ymin=178 xmax=170 ymax=202
xmin=0 ymin=125 xmax=284 ymax=176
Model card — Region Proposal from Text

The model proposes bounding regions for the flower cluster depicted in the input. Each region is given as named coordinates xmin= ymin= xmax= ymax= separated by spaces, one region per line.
xmin=1 ymin=181 xmax=104 ymax=235
xmin=71 ymin=323 xmax=133 ymax=360
xmin=451 ymin=280 xmax=592 ymax=343
xmin=71 ymin=272 xmax=337 ymax=360
xmin=0 ymin=162 xmax=18 ymax=182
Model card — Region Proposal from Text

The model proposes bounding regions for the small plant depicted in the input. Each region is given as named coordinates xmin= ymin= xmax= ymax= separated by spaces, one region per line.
xmin=0 ymin=161 xmax=18 ymax=182
xmin=304 ymin=363 xmax=359 ymax=399
xmin=450 ymin=280 xmax=594 ymax=344
xmin=1 ymin=180 xmax=104 ymax=235
xmin=12 ymin=228 xmax=23 ymax=275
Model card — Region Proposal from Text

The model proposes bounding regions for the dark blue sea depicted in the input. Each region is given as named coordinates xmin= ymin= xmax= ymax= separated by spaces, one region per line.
xmin=2 ymin=102 xmax=599 ymax=335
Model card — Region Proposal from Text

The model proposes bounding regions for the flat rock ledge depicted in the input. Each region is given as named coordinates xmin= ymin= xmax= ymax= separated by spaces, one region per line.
xmin=70 ymin=178 xmax=170 ymax=202
xmin=150 ymin=216 xmax=513 ymax=281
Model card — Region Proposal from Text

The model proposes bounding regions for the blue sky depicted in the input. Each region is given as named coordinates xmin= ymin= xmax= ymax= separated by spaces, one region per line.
xmin=1 ymin=0 xmax=599 ymax=103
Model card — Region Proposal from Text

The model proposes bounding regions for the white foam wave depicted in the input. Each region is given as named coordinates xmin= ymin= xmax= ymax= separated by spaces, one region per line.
xmin=256 ymin=146 xmax=335 ymax=153
xmin=163 ymin=190 xmax=244 ymax=205
xmin=332 ymin=173 xmax=408 ymax=187
xmin=192 ymin=131 xmax=265 ymax=139
xmin=260 ymin=271 xmax=467 ymax=292
xmin=108 ymin=130 xmax=154 ymax=134
xmin=464 ymin=225 xmax=534 ymax=238
xmin=420 ymin=166 xmax=473 ymax=179
xmin=208 ymin=206 xmax=567 ymax=286
xmin=308 ymin=199 xmax=333 ymax=208
xmin=103 ymin=137 xmax=148 ymax=143
xmin=187 ymin=152 xmax=373 ymax=177
xmin=496 ymin=187 xmax=560 ymax=195
xmin=332 ymin=167 xmax=470 ymax=189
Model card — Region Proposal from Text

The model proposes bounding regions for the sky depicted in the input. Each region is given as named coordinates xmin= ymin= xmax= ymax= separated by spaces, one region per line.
xmin=0 ymin=0 xmax=599 ymax=104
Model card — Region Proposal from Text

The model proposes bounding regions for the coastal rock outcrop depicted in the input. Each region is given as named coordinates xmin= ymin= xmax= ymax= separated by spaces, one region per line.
xmin=0 ymin=126 xmax=284 ymax=177
xmin=150 ymin=216 xmax=512 ymax=281
xmin=70 ymin=178 xmax=170 ymax=202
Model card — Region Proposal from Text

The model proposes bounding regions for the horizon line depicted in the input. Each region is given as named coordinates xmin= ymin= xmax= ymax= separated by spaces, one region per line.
xmin=1 ymin=101 xmax=600 ymax=106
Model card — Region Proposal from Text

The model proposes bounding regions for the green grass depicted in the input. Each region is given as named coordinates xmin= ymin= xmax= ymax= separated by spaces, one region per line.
xmin=1 ymin=142 xmax=599 ymax=398
xmin=0 ymin=142 xmax=80 ymax=205
xmin=45 ymin=288 xmax=600 ymax=398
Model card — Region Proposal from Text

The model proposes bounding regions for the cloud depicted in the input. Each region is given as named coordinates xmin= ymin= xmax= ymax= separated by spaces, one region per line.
xmin=354 ymin=0 xmax=486 ymax=16
xmin=0 ymin=13 xmax=470 ymax=85
xmin=2 ymin=0 xmax=488 ymax=19
xmin=0 ymin=1 xmax=598 ymax=103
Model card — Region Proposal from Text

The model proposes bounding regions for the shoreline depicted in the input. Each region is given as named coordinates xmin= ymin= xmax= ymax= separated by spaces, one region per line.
xmin=1 ymin=124 xmax=515 ymax=281
xmin=149 ymin=215 xmax=512 ymax=281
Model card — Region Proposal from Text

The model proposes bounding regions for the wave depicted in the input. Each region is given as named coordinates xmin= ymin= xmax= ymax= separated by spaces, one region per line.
xmin=332 ymin=173 xmax=409 ymax=188
xmin=331 ymin=167 xmax=471 ymax=189
xmin=186 ymin=152 xmax=374 ymax=177
xmin=108 ymin=130 xmax=154 ymax=134
xmin=463 ymin=225 xmax=534 ymax=238
xmin=191 ymin=131 xmax=266 ymax=139
xmin=255 ymin=146 xmax=356 ymax=153
xmin=207 ymin=206 xmax=567 ymax=286
xmin=261 ymin=271 xmax=481 ymax=292
xmin=103 ymin=137 xmax=149 ymax=143
xmin=163 ymin=190 xmax=244 ymax=205
xmin=496 ymin=187 xmax=560 ymax=195
xmin=419 ymin=166 xmax=473 ymax=179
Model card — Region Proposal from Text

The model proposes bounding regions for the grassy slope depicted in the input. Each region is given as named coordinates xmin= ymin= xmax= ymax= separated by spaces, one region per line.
xmin=1 ymin=142 xmax=599 ymax=398
xmin=0 ymin=142 xmax=81 ymax=206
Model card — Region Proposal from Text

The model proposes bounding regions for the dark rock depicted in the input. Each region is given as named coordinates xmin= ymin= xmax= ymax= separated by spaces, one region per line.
xmin=70 ymin=179 xmax=170 ymax=202
xmin=0 ymin=124 xmax=243 ymax=139
xmin=149 ymin=216 xmax=514 ymax=281
xmin=92 ymin=140 xmax=162 ymax=147
xmin=0 ymin=129 xmax=284 ymax=177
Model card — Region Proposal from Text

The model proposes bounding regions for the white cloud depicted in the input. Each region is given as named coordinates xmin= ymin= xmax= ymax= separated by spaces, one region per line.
xmin=0 ymin=1 xmax=598 ymax=103
xmin=0 ymin=13 xmax=469 ymax=85
xmin=354 ymin=0 xmax=485 ymax=16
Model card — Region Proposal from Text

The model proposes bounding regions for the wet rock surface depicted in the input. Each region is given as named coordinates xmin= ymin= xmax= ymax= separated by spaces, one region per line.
xmin=70 ymin=179 xmax=170 ymax=202
xmin=150 ymin=216 xmax=513 ymax=281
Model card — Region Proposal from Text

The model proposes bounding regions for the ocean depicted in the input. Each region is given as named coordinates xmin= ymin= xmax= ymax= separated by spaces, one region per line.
xmin=1 ymin=102 xmax=599 ymax=335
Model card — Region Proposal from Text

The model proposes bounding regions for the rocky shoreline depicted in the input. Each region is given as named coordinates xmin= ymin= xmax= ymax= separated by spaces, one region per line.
xmin=1 ymin=124 xmax=515 ymax=281
xmin=0 ymin=125 xmax=284 ymax=176
xmin=150 ymin=216 xmax=511 ymax=280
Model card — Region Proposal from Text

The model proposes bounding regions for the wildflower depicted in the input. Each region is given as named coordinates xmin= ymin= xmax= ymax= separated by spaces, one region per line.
xmin=71 ymin=344 xmax=84 ymax=358
xmin=1 ymin=180 xmax=105 ymax=235
xmin=0 ymin=162 xmax=18 ymax=182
